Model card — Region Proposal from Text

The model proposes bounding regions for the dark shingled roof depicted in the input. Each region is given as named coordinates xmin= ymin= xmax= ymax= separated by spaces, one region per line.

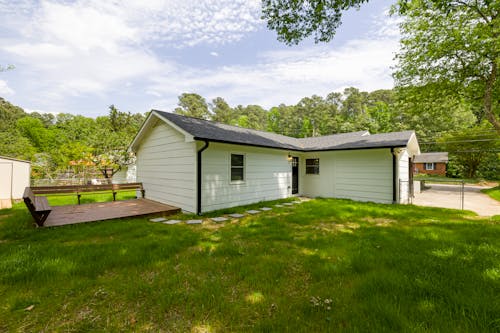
xmin=154 ymin=110 xmax=415 ymax=151
xmin=414 ymin=152 xmax=448 ymax=163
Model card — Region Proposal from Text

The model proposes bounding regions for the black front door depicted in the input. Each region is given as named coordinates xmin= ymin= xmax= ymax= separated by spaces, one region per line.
xmin=292 ymin=157 xmax=299 ymax=194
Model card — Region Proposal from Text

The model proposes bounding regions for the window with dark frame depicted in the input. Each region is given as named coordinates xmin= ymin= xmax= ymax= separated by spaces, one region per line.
xmin=305 ymin=158 xmax=319 ymax=174
xmin=231 ymin=154 xmax=245 ymax=182
xmin=425 ymin=162 xmax=435 ymax=170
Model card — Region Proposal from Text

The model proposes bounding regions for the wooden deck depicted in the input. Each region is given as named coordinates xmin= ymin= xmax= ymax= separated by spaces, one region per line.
xmin=43 ymin=199 xmax=180 ymax=227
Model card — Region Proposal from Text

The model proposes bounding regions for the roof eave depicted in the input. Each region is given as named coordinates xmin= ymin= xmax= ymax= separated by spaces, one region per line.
xmin=0 ymin=156 xmax=31 ymax=164
xmin=193 ymin=137 xmax=409 ymax=152
xmin=193 ymin=137 xmax=303 ymax=151
xmin=304 ymin=144 xmax=408 ymax=152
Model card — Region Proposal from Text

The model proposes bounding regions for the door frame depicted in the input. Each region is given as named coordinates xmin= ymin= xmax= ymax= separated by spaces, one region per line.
xmin=291 ymin=156 xmax=299 ymax=195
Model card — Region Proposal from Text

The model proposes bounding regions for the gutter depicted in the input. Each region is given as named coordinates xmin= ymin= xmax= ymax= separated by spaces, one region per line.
xmin=391 ymin=148 xmax=397 ymax=204
xmin=197 ymin=140 xmax=210 ymax=215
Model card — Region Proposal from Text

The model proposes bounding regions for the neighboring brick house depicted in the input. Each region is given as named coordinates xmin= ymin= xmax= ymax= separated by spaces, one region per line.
xmin=413 ymin=152 xmax=448 ymax=176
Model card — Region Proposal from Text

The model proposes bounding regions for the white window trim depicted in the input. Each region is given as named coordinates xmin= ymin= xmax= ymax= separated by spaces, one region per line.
xmin=229 ymin=152 xmax=246 ymax=184
xmin=425 ymin=162 xmax=435 ymax=170
xmin=305 ymin=158 xmax=320 ymax=175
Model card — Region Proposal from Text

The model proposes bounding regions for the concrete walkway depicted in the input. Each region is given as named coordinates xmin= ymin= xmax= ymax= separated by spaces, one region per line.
xmin=413 ymin=184 xmax=500 ymax=216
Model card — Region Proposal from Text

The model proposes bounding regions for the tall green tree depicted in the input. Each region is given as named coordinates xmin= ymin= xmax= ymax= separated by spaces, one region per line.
xmin=267 ymin=104 xmax=299 ymax=136
xmin=16 ymin=117 xmax=61 ymax=152
xmin=234 ymin=105 xmax=268 ymax=130
xmin=296 ymin=95 xmax=330 ymax=137
xmin=210 ymin=97 xmax=235 ymax=124
xmin=0 ymin=97 xmax=26 ymax=131
xmin=174 ymin=93 xmax=210 ymax=119
xmin=438 ymin=124 xmax=500 ymax=178
xmin=90 ymin=106 xmax=142 ymax=180
xmin=366 ymin=89 xmax=399 ymax=133
xmin=261 ymin=0 xmax=368 ymax=45
xmin=0 ymin=129 xmax=35 ymax=160
xmin=396 ymin=85 xmax=477 ymax=140
xmin=394 ymin=0 xmax=500 ymax=134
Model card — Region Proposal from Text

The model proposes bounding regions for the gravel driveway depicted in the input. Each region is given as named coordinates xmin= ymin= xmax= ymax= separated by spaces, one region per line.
xmin=413 ymin=184 xmax=500 ymax=216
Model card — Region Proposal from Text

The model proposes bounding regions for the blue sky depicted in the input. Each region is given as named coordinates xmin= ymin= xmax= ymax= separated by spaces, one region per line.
xmin=0 ymin=0 xmax=399 ymax=117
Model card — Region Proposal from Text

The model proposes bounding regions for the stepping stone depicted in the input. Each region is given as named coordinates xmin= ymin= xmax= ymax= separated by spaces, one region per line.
xmin=274 ymin=204 xmax=284 ymax=208
xmin=163 ymin=220 xmax=181 ymax=225
xmin=260 ymin=207 xmax=272 ymax=211
xmin=229 ymin=213 xmax=245 ymax=218
xmin=211 ymin=217 xmax=228 ymax=222
xmin=283 ymin=203 xmax=294 ymax=206
xmin=186 ymin=219 xmax=203 ymax=225
xmin=150 ymin=217 xmax=167 ymax=222
xmin=246 ymin=210 xmax=261 ymax=214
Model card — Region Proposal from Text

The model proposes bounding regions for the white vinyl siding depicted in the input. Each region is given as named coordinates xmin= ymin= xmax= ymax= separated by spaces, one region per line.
xmin=334 ymin=149 xmax=393 ymax=203
xmin=398 ymin=149 xmax=410 ymax=204
xmin=0 ymin=158 xmax=30 ymax=199
xmin=201 ymin=143 xmax=292 ymax=212
xmin=0 ymin=157 xmax=31 ymax=209
xmin=136 ymin=121 xmax=196 ymax=212
xmin=302 ymin=149 xmax=393 ymax=204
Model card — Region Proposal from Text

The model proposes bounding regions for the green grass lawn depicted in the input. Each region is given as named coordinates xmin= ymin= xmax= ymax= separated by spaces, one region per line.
xmin=482 ymin=186 xmax=500 ymax=202
xmin=1 ymin=198 xmax=499 ymax=332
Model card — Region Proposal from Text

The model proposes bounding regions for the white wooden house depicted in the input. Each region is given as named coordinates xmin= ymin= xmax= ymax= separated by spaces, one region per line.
xmin=0 ymin=156 xmax=31 ymax=209
xmin=130 ymin=111 xmax=420 ymax=214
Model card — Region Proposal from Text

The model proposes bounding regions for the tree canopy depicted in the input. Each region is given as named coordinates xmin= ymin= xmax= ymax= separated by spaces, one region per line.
xmin=261 ymin=0 xmax=500 ymax=133
xmin=261 ymin=0 xmax=369 ymax=45
xmin=394 ymin=0 xmax=500 ymax=134
xmin=0 ymin=84 xmax=498 ymax=181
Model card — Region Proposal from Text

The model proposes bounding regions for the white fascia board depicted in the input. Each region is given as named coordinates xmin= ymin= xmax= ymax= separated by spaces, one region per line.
xmin=128 ymin=112 xmax=156 ymax=152
xmin=407 ymin=132 xmax=421 ymax=157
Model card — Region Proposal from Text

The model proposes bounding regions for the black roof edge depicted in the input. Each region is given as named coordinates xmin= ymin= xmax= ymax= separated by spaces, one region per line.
xmin=305 ymin=145 xmax=408 ymax=152
xmin=193 ymin=137 xmax=302 ymax=152
xmin=193 ymin=137 xmax=407 ymax=152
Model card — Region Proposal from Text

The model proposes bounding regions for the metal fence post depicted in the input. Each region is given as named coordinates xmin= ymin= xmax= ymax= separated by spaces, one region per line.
xmin=461 ymin=181 xmax=464 ymax=210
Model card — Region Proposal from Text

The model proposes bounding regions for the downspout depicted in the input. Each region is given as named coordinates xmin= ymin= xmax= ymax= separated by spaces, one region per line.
xmin=391 ymin=148 xmax=397 ymax=204
xmin=197 ymin=140 xmax=210 ymax=215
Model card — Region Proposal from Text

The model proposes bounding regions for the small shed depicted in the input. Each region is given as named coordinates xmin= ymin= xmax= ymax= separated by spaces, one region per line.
xmin=413 ymin=152 xmax=448 ymax=176
xmin=0 ymin=156 xmax=31 ymax=209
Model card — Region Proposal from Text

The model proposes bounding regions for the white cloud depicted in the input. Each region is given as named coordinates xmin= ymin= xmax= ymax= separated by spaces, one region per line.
xmin=373 ymin=8 xmax=402 ymax=38
xmin=34 ymin=1 xmax=138 ymax=53
xmin=0 ymin=0 xmax=400 ymax=115
xmin=0 ymin=80 xmax=14 ymax=95
xmin=147 ymin=37 xmax=399 ymax=109
xmin=0 ymin=0 xmax=263 ymax=108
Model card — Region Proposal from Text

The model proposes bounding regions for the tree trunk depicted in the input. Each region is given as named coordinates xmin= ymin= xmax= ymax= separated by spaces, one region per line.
xmin=484 ymin=61 xmax=500 ymax=134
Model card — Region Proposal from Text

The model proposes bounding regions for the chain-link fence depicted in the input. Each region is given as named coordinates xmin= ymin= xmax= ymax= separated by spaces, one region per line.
xmin=407 ymin=179 xmax=466 ymax=210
